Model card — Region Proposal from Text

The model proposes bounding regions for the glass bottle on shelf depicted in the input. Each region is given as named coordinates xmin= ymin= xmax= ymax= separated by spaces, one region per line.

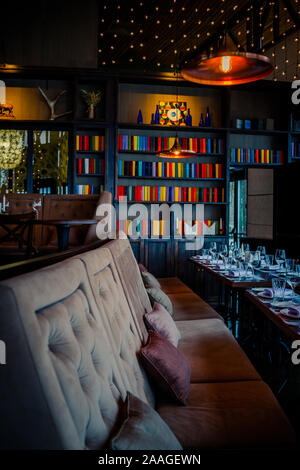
xmin=137 ymin=109 xmax=143 ymax=124
xmin=205 ymin=107 xmax=211 ymax=127
xmin=186 ymin=108 xmax=192 ymax=126
xmin=151 ymin=113 xmax=155 ymax=125
xmin=155 ymin=105 xmax=160 ymax=124
xmin=199 ymin=113 xmax=204 ymax=127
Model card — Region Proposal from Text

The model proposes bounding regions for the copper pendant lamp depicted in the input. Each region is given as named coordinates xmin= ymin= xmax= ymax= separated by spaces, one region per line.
xmin=181 ymin=35 xmax=274 ymax=86
xmin=156 ymin=69 xmax=197 ymax=159
xmin=157 ymin=136 xmax=197 ymax=159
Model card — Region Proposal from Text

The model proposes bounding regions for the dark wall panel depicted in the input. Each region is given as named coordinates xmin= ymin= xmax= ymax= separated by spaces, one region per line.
xmin=0 ymin=1 xmax=98 ymax=68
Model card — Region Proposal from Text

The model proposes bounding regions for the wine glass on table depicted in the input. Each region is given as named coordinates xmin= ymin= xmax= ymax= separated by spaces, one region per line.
xmin=208 ymin=242 xmax=217 ymax=260
xmin=275 ymin=249 xmax=286 ymax=272
xmin=257 ymin=246 xmax=266 ymax=265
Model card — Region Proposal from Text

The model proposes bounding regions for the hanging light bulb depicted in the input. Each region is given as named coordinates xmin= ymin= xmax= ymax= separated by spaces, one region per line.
xmin=220 ymin=56 xmax=232 ymax=73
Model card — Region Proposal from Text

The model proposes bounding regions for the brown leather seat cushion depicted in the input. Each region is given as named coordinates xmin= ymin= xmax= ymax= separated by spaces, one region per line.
xmin=170 ymin=292 xmax=222 ymax=321
xmin=176 ymin=319 xmax=260 ymax=383
xmin=157 ymin=381 xmax=297 ymax=449
xmin=157 ymin=277 xmax=193 ymax=294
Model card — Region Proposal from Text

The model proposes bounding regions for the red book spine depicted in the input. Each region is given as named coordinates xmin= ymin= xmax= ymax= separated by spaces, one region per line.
xmin=164 ymin=137 xmax=168 ymax=150
xmin=84 ymin=136 xmax=89 ymax=151
xmin=214 ymin=188 xmax=217 ymax=202
xmin=182 ymin=138 xmax=188 ymax=150
xmin=197 ymin=163 xmax=200 ymax=179
xmin=192 ymin=187 xmax=196 ymax=202
xmin=155 ymin=186 xmax=158 ymax=201
xmin=157 ymin=137 xmax=161 ymax=152
xmin=118 ymin=135 xmax=122 ymax=151
xmin=193 ymin=138 xmax=197 ymax=152
xmin=203 ymin=188 xmax=207 ymax=202
xmin=78 ymin=158 xmax=82 ymax=174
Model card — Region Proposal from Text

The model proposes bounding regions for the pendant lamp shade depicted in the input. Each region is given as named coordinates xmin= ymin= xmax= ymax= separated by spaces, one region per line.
xmin=157 ymin=136 xmax=196 ymax=159
xmin=181 ymin=50 xmax=274 ymax=86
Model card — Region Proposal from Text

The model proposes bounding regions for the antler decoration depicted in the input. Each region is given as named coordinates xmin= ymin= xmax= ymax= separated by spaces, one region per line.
xmin=38 ymin=87 xmax=72 ymax=120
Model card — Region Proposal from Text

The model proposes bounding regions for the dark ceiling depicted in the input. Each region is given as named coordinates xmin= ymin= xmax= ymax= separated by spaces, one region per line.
xmin=98 ymin=0 xmax=300 ymax=72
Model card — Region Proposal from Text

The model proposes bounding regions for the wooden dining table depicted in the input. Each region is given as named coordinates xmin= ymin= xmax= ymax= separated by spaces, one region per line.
xmin=245 ymin=289 xmax=300 ymax=341
xmin=189 ymin=257 xmax=271 ymax=337
xmin=30 ymin=219 xmax=98 ymax=252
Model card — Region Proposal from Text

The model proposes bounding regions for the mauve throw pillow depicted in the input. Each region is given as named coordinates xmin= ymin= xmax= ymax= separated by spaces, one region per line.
xmin=110 ymin=392 xmax=182 ymax=450
xmin=146 ymin=287 xmax=174 ymax=316
xmin=144 ymin=302 xmax=181 ymax=347
xmin=141 ymin=331 xmax=191 ymax=405
xmin=141 ymin=271 xmax=161 ymax=289
xmin=138 ymin=263 xmax=148 ymax=273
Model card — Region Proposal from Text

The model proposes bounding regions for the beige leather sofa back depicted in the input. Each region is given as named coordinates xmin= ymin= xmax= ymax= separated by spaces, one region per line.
xmin=0 ymin=256 xmax=128 ymax=449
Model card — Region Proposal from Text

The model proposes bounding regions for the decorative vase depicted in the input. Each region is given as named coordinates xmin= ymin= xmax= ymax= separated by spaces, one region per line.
xmin=155 ymin=105 xmax=160 ymax=124
xmin=186 ymin=108 xmax=192 ymax=126
xmin=205 ymin=107 xmax=211 ymax=127
xmin=199 ymin=113 xmax=204 ymax=127
xmin=88 ymin=105 xmax=95 ymax=120
xmin=137 ymin=109 xmax=143 ymax=124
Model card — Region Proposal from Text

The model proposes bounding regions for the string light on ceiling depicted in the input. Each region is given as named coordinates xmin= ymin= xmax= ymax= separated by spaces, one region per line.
xmin=97 ymin=0 xmax=298 ymax=79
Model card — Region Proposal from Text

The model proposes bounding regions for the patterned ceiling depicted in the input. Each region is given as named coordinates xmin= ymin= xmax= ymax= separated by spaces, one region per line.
xmin=98 ymin=0 xmax=300 ymax=77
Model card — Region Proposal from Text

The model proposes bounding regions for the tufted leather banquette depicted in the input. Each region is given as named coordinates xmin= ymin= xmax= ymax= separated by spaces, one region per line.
xmin=0 ymin=236 xmax=297 ymax=450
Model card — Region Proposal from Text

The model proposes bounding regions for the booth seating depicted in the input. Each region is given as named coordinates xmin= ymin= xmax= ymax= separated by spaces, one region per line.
xmin=0 ymin=237 xmax=297 ymax=450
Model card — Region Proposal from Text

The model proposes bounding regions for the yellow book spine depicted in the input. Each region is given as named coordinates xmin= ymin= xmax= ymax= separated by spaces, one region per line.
xmin=172 ymin=162 xmax=175 ymax=177
xmin=76 ymin=135 xmax=80 ymax=150
xmin=158 ymin=162 xmax=162 ymax=177
xmin=169 ymin=137 xmax=175 ymax=149
xmin=188 ymin=187 xmax=192 ymax=202
xmin=238 ymin=149 xmax=241 ymax=163
xmin=175 ymin=187 xmax=178 ymax=202
xmin=132 ymin=161 xmax=136 ymax=176
xmin=189 ymin=138 xmax=193 ymax=150
xmin=133 ymin=136 xmax=138 ymax=151
xmin=266 ymin=150 xmax=269 ymax=164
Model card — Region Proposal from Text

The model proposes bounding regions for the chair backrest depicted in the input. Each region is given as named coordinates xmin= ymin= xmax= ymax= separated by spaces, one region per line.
xmin=0 ymin=258 xmax=126 ymax=449
xmin=41 ymin=194 xmax=99 ymax=245
xmin=0 ymin=194 xmax=42 ymax=245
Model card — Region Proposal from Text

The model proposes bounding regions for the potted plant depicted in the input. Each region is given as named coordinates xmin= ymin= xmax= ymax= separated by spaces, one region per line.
xmin=80 ymin=89 xmax=102 ymax=120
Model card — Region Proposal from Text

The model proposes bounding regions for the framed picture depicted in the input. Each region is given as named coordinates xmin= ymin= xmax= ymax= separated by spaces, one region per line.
xmin=158 ymin=101 xmax=187 ymax=126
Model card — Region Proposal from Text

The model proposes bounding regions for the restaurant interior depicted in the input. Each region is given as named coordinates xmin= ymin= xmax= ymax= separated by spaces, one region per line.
xmin=0 ymin=0 xmax=300 ymax=458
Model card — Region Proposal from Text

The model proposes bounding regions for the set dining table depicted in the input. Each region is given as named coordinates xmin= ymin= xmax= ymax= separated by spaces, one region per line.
xmin=189 ymin=253 xmax=300 ymax=340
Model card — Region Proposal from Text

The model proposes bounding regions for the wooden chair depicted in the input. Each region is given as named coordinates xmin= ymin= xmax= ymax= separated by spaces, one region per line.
xmin=0 ymin=211 xmax=36 ymax=259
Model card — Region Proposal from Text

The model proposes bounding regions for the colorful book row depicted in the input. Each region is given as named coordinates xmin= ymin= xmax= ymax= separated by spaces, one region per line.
xmin=75 ymin=184 xmax=104 ymax=195
xmin=230 ymin=148 xmax=284 ymax=164
xmin=77 ymin=158 xmax=105 ymax=175
xmin=118 ymin=161 xmax=223 ymax=179
xmin=117 ymin=218 xmax=224 ymax=236
xmin=118 ymin=135 xmax=224 ymax=154
xmin=76 ymin=135 xmax=105 ymax=152
xmin=291 ymin=142 xmax=300 ymax=158
xmin=117 ymin=185 xmax=225 ymax=203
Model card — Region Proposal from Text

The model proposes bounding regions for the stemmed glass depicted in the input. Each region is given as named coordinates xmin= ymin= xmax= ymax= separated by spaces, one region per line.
xmin=275 ymin=249 xmax=286 ymax=270
xmin=257 ymin=246 xmax=266 ymax=264
xmin=208 ymin=242 xmax=217 ymax=260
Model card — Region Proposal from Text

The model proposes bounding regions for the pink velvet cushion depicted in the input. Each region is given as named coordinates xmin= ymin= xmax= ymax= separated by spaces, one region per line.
xmin=141 ymin=330 xmax=191 ymax=405
xmin=138 ymin=263 xmax=148 ymax=273
xmin=144 ymin=302 xmax=181 ymax=348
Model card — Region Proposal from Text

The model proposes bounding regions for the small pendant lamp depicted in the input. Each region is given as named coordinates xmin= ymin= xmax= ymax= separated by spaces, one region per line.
xmin=157 ymin=69 xmax=197 ymax=159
